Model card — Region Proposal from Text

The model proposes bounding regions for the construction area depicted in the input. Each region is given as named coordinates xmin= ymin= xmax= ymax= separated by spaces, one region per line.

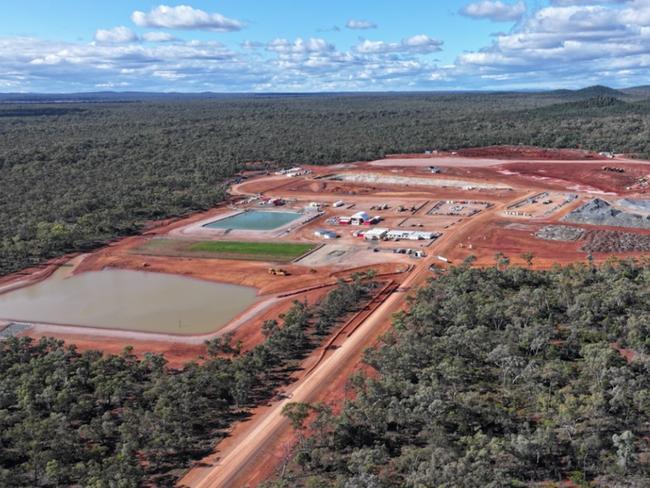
xmin=563 ymin=197 xmax=650 ymax=229
xmin=0 ymin=145 xmax=649 ymax=488
xmin=503 ymin=191 xmax=578 ymax=219
xmin=428 ymin=199 xmax=492 ymax=217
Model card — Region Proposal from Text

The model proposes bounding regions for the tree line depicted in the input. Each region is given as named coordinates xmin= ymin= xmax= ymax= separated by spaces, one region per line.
xmin=270 ymin=260 xmax=650 ymax=487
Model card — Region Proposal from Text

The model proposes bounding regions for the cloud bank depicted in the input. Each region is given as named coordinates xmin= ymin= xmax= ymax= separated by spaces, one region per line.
xmin=5 ymin=1 xmax=650 ymax=92
xmin=94 ymin=27 xmax=138 ymax=44
xmin=460 ymin=1 xmax=527 ymax=22
xmin=457 ymin=0 xmax=650 ymax=89
xmin=131 ymin=5 xmax=244 ymax=32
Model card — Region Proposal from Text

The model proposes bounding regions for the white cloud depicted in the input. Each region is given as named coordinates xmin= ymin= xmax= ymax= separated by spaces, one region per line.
xmin=241 ymin=40 xmax=264 ymax=50
xmin=455 ymin=0 xmax=650 ymax=88
xmin=94 ymin=26 xmax=138 ymax=44
xmin=346 ymin=19 xmax=378 ymax=30
xmin=460 ymin=1 xmax=527 ymax=22
xmin=267 ymin=37 xmax=334 ymax=55
xmin=131 ymin=5 xmax=244 ymax=32
xmin=14 ymin=0 xmax=650 ymax=94
xmin=142 ymin=32 xmax=177 ymax=42
xmin=1 ymin=36 xmax=247 ymax=92
xmin=356 ymin=35 xmax=443 ymax=54
xmin=550 ymin=0 xmax=628 ymax=5
xmin=0 ymin=30 xmax=452 ymax=92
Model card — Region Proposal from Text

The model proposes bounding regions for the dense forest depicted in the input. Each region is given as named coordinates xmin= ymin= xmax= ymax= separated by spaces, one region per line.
xmin=3 ymin=88 xmax=650 ymax=275
xmin=0 ymin=276 xmax=375 ymax=486
xmin=271 ymin=260 xmax=650 ymax=487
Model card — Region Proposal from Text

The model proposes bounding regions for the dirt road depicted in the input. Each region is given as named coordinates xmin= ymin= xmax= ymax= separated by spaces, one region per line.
xmin=179 ymin=196 xmax=518 ymax=488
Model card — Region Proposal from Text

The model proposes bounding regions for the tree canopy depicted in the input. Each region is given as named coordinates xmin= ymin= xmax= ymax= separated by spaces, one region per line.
xmin=273 ymin=260 xmax=650 ymax=487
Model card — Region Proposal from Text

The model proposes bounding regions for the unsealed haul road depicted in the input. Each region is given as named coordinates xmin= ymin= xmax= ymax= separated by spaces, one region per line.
xmin=184 ymin=275 xmax=418 ymax=488
xmin=180 ymin=198 xmax=515 ymax=488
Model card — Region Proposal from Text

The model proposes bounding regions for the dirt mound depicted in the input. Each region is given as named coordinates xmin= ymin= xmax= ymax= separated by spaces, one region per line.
xmin=582 ymin=230 xmax=650 ymax=253
xmin=309 ymin=181 xmax=325 ymax=192
xmin=535 ymin=225 xmax=585 ymax=242
xmin=455 ymin=145 xmax=602 ymax=161
xmin=563 ymin=198 xmax=650 ymax=229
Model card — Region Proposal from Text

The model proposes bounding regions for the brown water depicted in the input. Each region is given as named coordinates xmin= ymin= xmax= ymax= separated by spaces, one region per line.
xmin=0 ymin=268 xmax=258 ymax=334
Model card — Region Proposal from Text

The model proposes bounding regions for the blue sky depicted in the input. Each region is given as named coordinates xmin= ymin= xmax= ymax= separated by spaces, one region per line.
xmin=1 ymin=1 xmax=648 ymax=92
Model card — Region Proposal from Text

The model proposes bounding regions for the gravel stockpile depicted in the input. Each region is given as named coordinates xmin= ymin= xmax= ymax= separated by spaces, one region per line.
xmin=535 ymin=225 xmax=585 ymax=241
xmin=0 ymin=323 xmax=31 ymax=339
xmin=332 ymin=173 xmax=511 ymax=190
xmin=617 ymin=199 xmax=650 ymax=214
xmin=563 ymin=198 xmax=650 ymax=229
xmin=582 ymin=230 xmax=650 ymax=253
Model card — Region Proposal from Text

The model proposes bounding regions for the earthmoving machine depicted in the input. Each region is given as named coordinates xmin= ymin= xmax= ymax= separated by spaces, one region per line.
xmin=268 ymin=268 xmax=290 ymax=276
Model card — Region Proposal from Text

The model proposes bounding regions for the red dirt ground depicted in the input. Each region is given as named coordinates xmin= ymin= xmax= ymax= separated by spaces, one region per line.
xmin=383 ymin=146 xmax=604 ymax=161
xmin=448 ymin=220 xmax=650 ymax=268
xmin=0 ymin=254 xmax=79 ymax=292
xmin=455 ymin=145 xmax=605 ymax=160
xmin=497 ymin=161 xmax=649 ymax=194
xmin=181 ymin=281 xmax=409 ymax=488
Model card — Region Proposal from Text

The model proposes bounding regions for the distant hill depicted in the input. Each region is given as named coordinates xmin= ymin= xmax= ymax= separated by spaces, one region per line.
xmin=527 ymin=95 xmax=628 ymax=117
xmin=574 ymin=85 xmax=626 ymax=97
xmin=0 ymin=85 xmax=638 ymax=104
xmin=545 ymin=85 xmax=628 ymax=100
xmin=565 ymin=95 xmax=627 ymax=108
xmin=621 ymin=85 xmax=650 ymax=97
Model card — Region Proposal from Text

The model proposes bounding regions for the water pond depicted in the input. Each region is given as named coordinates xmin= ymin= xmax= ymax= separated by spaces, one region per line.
xmin=203 ymin=210 xmax=302 ymax=231
xmin=0 ymin=268 xmax=258 ymax=334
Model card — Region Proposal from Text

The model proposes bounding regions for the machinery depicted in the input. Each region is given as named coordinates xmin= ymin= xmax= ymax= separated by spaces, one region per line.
xmin=268 ymin=268 xmax=289 ymax=276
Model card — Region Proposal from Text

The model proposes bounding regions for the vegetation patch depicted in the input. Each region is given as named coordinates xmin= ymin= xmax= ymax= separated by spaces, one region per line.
xmin=273 ymin=262 xmax=650 ymax=487
xmin=134 ymin=239 xmax=315 ymax=262
xmin=188 ymin=241 xmax=315 ymax=260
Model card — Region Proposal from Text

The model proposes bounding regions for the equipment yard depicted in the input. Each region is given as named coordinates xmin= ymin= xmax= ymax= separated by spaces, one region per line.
xmin=503 ymin=191 xmax=578 ymax=219
xmin=0 ymin=145 xmax=649 ymax=487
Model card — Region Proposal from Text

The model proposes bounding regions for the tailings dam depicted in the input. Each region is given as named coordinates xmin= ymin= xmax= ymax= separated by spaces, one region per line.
xmin=0 ymin=268 xmax=258 ymax=334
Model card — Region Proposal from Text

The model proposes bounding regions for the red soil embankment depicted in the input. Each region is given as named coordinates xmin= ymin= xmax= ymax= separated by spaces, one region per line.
xmin=498 ymin=161 xmax=648 ymax=194
xmin=456 ymin=145 xmax=604 ymax=160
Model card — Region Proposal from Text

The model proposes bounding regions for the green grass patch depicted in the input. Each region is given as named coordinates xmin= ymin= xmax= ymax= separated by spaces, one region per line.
xmin=187 ymin=241 xmax=315 ymax=260
xmin=133 ymin=239 xmax=317 ymax=262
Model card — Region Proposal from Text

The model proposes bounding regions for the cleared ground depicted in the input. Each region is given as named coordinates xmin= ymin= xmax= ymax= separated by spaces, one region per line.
xmin=330 ymin=172 xmax=512 ymax=191
xmin=503 ymin=191 xmax=578 ymax=219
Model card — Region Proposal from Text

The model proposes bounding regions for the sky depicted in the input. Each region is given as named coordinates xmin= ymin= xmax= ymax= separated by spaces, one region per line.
xmin=2 ymin=0 xmax=650 ymax=92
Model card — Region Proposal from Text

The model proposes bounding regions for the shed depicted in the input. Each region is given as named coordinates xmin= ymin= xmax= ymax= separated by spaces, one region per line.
xmin=350 ymin=211 xmax=370 ymax=225
xmin=364 ymin=228 xmax=388 ymax=241
xmin=386 ymin=230 xmax=411 ymax=240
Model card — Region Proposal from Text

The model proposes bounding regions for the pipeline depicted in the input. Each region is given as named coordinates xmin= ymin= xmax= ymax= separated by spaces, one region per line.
xmin=303 ymin=279 xmax=397 ymax=377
